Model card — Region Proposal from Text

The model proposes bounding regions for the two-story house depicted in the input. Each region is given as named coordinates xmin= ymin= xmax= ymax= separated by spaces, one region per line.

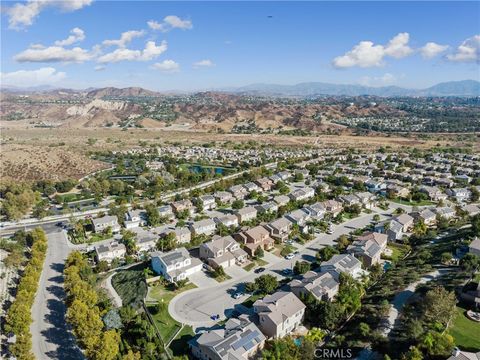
xmin=265 ymin=217 xmax=292 ymax=242
xmin=190 ymin=219 xmax=217 ymax=236
xmin=199 ymin=235 xmax=248 ymax=268
xmin=289 ymin=270 xmax=340 ymax=302
xmin=235 ymin=206 xmax=258 ymax=224
xmin=253 ymin=291 xmax=306 ymax=339
xmin=235 ymin=225 xmax=274 ymax=256
xmin=151 ymin=247 xmax=202 ymax=282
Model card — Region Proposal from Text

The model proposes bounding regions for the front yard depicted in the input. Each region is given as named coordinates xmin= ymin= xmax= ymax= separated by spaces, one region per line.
xmin=243 ymin=258 xmax=268 ymax=272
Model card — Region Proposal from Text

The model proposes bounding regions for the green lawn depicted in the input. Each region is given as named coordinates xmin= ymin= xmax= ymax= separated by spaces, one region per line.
xmin=243 ymin=258 xmax=268 ymax=272
xmin=146 ymin=281 xmax=197 ymax=344
xmin=392 ymin=198 xmax=435 ymax=206
xmin=385 ymin=243 xmax=410 ymax=263
xmin=450 ymin=306 xmax=480 ymax=351
xmin=241 ymin=293 xmax=263 ymax=308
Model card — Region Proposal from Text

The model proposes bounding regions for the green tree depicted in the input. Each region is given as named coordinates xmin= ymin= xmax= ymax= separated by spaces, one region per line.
xmin=293 ymin=261 xmax=310 ymax=275
xmin=254 ymin=274 xmax=278 ymax=295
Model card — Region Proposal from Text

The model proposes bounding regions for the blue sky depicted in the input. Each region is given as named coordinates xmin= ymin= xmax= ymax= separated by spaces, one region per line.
xmin=1 ymin=1 xmax=479 ymax=90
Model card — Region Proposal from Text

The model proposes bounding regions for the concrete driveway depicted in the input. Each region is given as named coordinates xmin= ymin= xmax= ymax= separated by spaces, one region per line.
xmin=225 ymin=264 xmax=249 ymax=279
xmin=189 ymin=270 xmax=219 ymax=288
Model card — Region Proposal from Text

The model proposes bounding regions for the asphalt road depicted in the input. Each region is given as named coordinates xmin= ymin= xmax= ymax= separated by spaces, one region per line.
xmin=30 ymin=230 xmax=84 ymax=360
xmin=169 ymin=207 xmax=394 ymax=329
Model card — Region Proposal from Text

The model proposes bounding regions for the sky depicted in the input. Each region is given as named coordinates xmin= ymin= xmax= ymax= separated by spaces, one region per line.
xmin=1 ymin=1 xmax=479 ymax=91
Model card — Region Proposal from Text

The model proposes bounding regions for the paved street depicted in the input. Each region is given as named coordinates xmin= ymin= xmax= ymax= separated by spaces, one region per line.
xmin=169 ymin=207 xmax=394 ymax=329
xmin=30 ymin=230 xmax=84 ymax=360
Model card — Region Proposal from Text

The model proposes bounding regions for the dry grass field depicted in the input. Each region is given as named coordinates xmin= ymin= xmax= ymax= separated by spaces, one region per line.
xmin=0 ymin=127 xmax=476 ymax=182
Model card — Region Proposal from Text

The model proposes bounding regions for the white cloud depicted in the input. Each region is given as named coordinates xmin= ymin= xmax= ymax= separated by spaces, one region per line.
xmin=446 ymin=35 xmax=480 ymax=63
xmin=103 ymin=30 xmax=146 ymax=48
xmin=97 ymin=40 xmax=167 ymax=63
xmin=151 ymin=60 xmax=180 ymax=72
xmin=6 ymin=0 xmax=92 ymax=30
xmin=333 ymin=32 xmax=413 ymax=68
xmin=0 ymin=67 xmax=66 ymax=86
xmin=193 ymin=59 xmax=215 ymax=68
xmin=54 ymin=27 xmax=85 ymax=46
xmin=94 ymin=65 xmax=106 ymax=71
xmin=14 ymin=45 xmax=93 ymax=63
xmin=359 ymin=73 xmax=397 ymax=87
xmin=420 ymin=42 xmax=449 ymax=59
xmin=333 ymin=41 xmax=385 ymax=68
xmin=384 ymin=33 xmax=413 ymax=58
xmin=148 ymin=15 xmax=193 ymax=32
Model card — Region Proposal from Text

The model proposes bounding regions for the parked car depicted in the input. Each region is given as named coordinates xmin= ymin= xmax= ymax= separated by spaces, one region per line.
xmin=282 ymin=268 xmax=293 ymax=275
xmin=232 ymin=292 xmax=244 ymax=299
xmin=285 ymin=253 xmax=295 ymax=260
xmin=254 ymin=267 xmax=266 ymax=273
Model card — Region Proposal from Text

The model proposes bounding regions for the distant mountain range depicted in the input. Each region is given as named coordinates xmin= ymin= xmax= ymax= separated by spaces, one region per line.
xmin=230 ymin=80 xmax=480 ymax=97
xmin=1 ymin=80 xmax=479 ymax=97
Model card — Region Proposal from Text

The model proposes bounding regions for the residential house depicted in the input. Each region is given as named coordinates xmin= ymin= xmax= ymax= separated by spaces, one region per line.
xmin=286 ymin=209 xmax=310 ymax=233
xmin=392 ymin=213 xmax=414 ymax=232
xmin=189 ymin=317 xmax=265 ymax=360
xmin=446 ymin=349 xmax=480 ymax=360
xmin=434 ymin=207 xmax=456 ymax=220
xmin=288 ymin=187 xmax=315 ymax=202
xmin=124 ymin=209 xmax=147 ymax=229
xmin=304 ymin=202 xmax=326 ymax=220
xmin=255 ymin=202 xmax=279 ymax=214
xmin=347 ymin=232 xmax=388 ymax=266
xmin=197 ymin=195 xmax=217 ymax=210
xmin=256 ymin=177 xmax=274 ymax=192
xmin=289 ymin=270 xmax=340 ymax=302
xmin=170 ymin=227 xmax=192 ymax=244
xmin=414 ymin=209 xmax=437 ymax=226
xmin=273 ymin=195 xmax=290 ymax=207
xmin=419 ymin=186 xmax=447 ymax=202
xmin=190 ymin=219 xmax=217 ymax=236
xmin=214 ymin=214 xmax=239 ymax=228
xmin=469 ymin=238 xmax=480 ymax=257
xmin=244 ymin=182 xmax=261 ymax=193
xmin=158 ymin=205 xmax=175 ymax=220
xmin=356 ymin=192 xmax=376 ymax=209
xmin=171 ymin=199 xmax=195 ymax=215
xmin=265 ymin=217 xmax=292 ymax=242
xmin=92 ymin=215 xmax=121 ymax=233
xmin=199 ymin=236 xmax=248 ymax=268
xmin=253 ymin=291 xmax=306 ymax=339
xmin=151 ymin=247 xmax=202 ymax=282
xmin=235 ymin=226 xmax=274 ymax=256
xmin=229 ymin=185 xmax=249 ymax=200
xmin=322 ymin=200 xmax=343 ymax=217
xmin=132 ymin=229 xmax=158 ymax=253
xmin=214 ymin=191 xmax=233 ymax=204
xmin=339 ymin=194 xmax=361 ymax=207
xmin=446 ymin=188 xmax=472 ymax=202
xmin=235 ymin=207 xmax=258 ymax=224
xmin=365 ymin=179 xmax=387 ymax=194
xmin=320 ymin=254 xmax=363 ymax=279
xmin=463 ymin=204 xmax=480 ymax=217
xmin=95 ymin=241 xmax=126 ymax=263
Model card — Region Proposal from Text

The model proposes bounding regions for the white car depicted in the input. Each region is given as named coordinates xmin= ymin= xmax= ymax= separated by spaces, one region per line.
xmin=232 ymin=292 xmax=243 ymax=299
xmin=285 ymin=253 xmax=295 ymax=260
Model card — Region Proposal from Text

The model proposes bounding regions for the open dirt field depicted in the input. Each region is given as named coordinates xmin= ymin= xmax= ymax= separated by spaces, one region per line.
xmin=0 ymin=127 xmax=476 ymax=182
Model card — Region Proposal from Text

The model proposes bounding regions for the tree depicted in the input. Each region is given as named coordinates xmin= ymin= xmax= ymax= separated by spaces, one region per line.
xmin=121 ymin=230 xmax=137 ymax=255
xmin=213 ymin=265 xmax=226 ymax=278
xmin=336 ymin=234 xmax=351 ymax=251
xmin=293 ymin=261 xmax=310 ymax=275
xmin=413 ymin=220 xmax=427 ymax=237
xmin=145 ymin=204 xmax=160 ymax=226
xmin=103 ymin=309 xmax=123 ymax=330
xmin=304 ymin=327 xmax=326 ymax=344
xmin=245 ymin=281 xmax=258 ymax=293
xmin=358 ymin=322 xmax=371 ymax=339
xmin=423 ymin=286 xmax=457 ymax=327
xmin=91 ymin=330 xmax=120 ymax=360
xmin=254 ymin=274 xmax=278 ymax=295
xmin=460 ymin=253 xmax=480 ymax=274
xmin=401 ymin=346 xmax=423 ymax=360
xmin=232 ymin=199 xmax=244 ymax=210
xmin=156 ymin=232 xmax=176 ymax=252
xmin=472 ymin=214 xmax=480 ymax=237
xmin=440 ymin=252 xmax=453 ymax=265
xmin=255 ymin=247 xmax=264 ymax=259
xmin=316 ymin=245 xmax=339 ymax=262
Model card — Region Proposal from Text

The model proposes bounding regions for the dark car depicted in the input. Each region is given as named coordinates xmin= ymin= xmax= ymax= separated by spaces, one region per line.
xmin=254 ymin=267 xmax=266 ymax=274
